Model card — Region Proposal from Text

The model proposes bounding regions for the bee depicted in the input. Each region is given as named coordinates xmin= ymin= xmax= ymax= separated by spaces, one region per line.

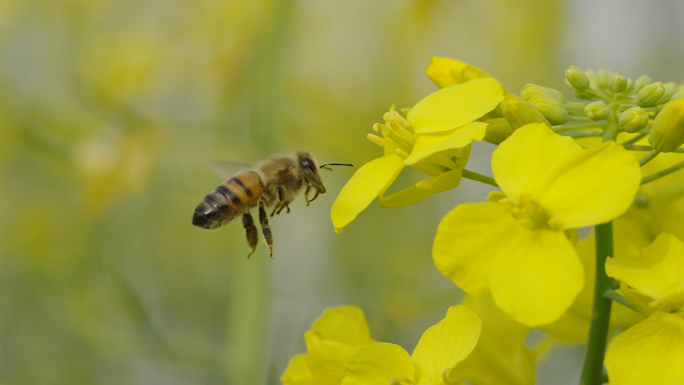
xmin=192 ymin=151 xmax=352 ymax=258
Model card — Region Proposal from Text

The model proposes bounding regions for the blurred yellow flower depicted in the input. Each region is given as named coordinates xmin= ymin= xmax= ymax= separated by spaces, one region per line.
xmin=331 ymin=78 xmax=504 ymax=232
xmin=604 ymin=233 xmax=684 ymax=385
xmin=342 ymin=306 xmax=481 ymax=385
xmin=425 ymin=56 xmax=495 ymax=89
xmin=433 ymin=123 xmax=641 ymax=326
xmin=281 ymin=306 xmax=375 ymax=385
xmin=451 ymin=296 xmax=535 ymax=385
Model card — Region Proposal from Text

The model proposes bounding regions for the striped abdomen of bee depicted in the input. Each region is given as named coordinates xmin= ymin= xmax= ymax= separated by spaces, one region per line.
xmin=192 ymin=171 xmax=264 ymax=230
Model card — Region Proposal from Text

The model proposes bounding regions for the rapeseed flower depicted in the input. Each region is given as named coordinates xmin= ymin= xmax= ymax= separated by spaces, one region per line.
xmin=604 ymin=233 xmax=684 ymax=385
xmin=433 ymin=123 xmax=641 ymax=326
xmin=281 ymin=306 xmax=375 ymax=385
xmin=341 ymin=305 xmax=481 ymax=385
xmin=331 ymin=78 xmax=503 ymax=232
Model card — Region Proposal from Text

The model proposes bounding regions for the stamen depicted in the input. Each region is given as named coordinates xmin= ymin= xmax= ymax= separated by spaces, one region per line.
xmin=367 ymin=134 xmax=385 ymax=147
xmin=373 ymin=123 xmax=384 ymax=132
xmin=395 ymin=148 xmax=410 ymax=160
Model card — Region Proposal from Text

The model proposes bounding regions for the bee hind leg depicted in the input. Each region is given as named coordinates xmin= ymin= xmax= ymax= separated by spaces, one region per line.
xmin=258 ymin=196 xmax=274 ymax=259
xmin=242 ymin=212 xmax=258 ymax=258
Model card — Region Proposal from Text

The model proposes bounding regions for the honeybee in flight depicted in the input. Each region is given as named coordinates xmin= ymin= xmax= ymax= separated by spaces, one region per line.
xmin=192 ymin=151 xmax=352 ymax=258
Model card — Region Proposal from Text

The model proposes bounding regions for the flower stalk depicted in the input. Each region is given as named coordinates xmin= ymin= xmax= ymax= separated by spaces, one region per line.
xmin=580 ymin=222 xmax=615 ymax=385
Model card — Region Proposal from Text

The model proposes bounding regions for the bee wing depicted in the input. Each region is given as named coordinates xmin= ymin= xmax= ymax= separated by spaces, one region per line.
xmin=208 ymin=161 xmax=253 ymax=179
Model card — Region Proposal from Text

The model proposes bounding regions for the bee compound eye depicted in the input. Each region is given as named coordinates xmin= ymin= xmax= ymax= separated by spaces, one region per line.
xmin=301 ymin=157 xmax=316 ymax=172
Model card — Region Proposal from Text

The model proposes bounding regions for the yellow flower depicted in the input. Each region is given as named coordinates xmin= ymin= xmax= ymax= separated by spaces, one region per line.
xmin=341 ymin=306 xmax=481 ymax=385
xmin=541 ymin=209 xmax=645 ymax=342
xmin=451 ymin=297 xmax=535 ymax=385
xmin=281 ymin=306 xmax=375 ymax=385
xmin=331 ymin=78 xmax=504 ymax=232
xmin=433 ymin=123 xmax=641 ymax=326
xmin=604 ymin=233 xmax=684 ymax=385
xmin=425 ymin=56 xmax=494 ymax=89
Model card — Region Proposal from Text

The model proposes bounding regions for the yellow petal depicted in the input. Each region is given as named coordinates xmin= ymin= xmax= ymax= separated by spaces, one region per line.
xmin=425 ymin=56 xmax=469 ymax=88
xmin=341 ymin=343 xmax=415 ymax=385
xmin=281 ymin=354 xmax=337 ymax=385
xmin=403 ymin=122 xmax=487 ymax=165
xmin=605 ymin=311 xmax=684 ymax=385
xmin=305 ymin=306 xmax=374 ymax=381
xmin=407 ymin=78 xmax=503 ymax=134
xmin=451 ymin=296 xmax=535 ymax=385
xmin=606 ymin=233 xmax=684 ymax=304
xmin=379 ymin=185 xmax=435 ymax=208
xmin=416 ymin=169 xmax=462 ymax=193
xmin=331 ymin=154 xmax=405 ymax=232
xmin=492 ymin=123 xmax=641 ymax=228
xmin=433 ymin=202 xmax=519 ymax=296
xmin=411 ymin=306 xmax=481 ymax=384
xmin=489 ymin=228 xmax=584 ymax=327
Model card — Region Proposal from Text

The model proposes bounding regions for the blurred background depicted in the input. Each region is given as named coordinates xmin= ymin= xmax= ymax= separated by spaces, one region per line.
xmin=1 ymin=0 xmax=682 ymax=384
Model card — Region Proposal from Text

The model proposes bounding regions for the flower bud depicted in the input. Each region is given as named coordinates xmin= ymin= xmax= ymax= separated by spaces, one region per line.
xmin=565 ymin=65 xmax=590 ymax=91
xmin=501 ymin=94 xmax=550 ymax=129
xmin=521 ymin=84 xmax=559 ymax=101
xmin=656 ymin=82 xmax=677 ymax=105
xmin=482 ymin=118 xmax=514 ymax=145
xmin=585 ymin=101 xmax=610 ymax=121
xmin=648 ymin=98 xmax=684 ymax=152
xmin=610 ymin=72 xmax=629 ymax=94
xmin=671 ymin=86 xmax=684 ymax=101
xmin=635 ymin=75 xmax=653 ymax=90
xmin=596 ymin=70 xmax=612 ymax=90
xmin=619 ymin=107 xmax=649 ymax=133
xmin=529 ymin=96 xmax=569 ymax=125
xmin=638 ymin=82 xmax=666 ymax=106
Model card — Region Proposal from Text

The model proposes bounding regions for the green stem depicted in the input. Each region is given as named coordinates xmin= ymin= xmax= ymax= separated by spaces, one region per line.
xmin=580 ymin=222 xmax=615 ymax=385
xmin=553 ymin=123 xmax=605 ymax=133
xmin=461 ymin=169 xmax=498 ymax=187
xmin=641 ymin=159 xmax=684 ymax=185
xmin=638 ymin=150 xmax=660 ymax=166
xmin=562 ymin=131 xmax=603 ymax=139
xmin=623 ymin=144 xmax=684 ymax=153
xmin=620 ymin=132 xmax=647 ymax=145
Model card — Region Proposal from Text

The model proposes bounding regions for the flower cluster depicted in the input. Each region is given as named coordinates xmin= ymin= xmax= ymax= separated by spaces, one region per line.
xmin=285 ymin=58 xmax=684 ymax=385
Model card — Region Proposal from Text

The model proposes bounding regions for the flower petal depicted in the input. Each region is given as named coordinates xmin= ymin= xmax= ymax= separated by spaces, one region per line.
xmin=407 ymin=78 xmax=503 ymax=134
xmin=606 ymin=233 xmax=684 ymax=304
xmin=425 ymin=56 xmax=494 ymax=89
xmin=492 ymin=123 xmax=641 ymax=228
xmin=305 ymin=306 xmax=374 ymax=380
xmin=425 ymin=56 xmax=469 ymax=88
xmin=451 ymin=296 xmax=535 ymax=385
xmin=411 ymin=305 xmax=481 ymax=383
xmin=605 ymin=311 xmax=684 ymax=385
xmin=341 ymin=343 xmax=415 ymax=385
xmin=416 ymin=169 xmax=462 ymax=193
xmin=331 ymin=154 xmax=405 ymax=232
xmin=281 ymin=354 xmax=337 ymax=385
xmin=403 ymin=122 xmax=487 ymax=165
xmin=433 ymin=202 xmax=519 ymax=296
xmin=379 ymin=184 xmax=435 ymax=208
xmin=489 ymin=228 xmax=584 ymax=326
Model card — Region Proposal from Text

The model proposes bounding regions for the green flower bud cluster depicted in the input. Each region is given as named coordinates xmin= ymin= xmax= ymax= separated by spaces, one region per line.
xmin=520 ymin=84 xmax=569 ymax=125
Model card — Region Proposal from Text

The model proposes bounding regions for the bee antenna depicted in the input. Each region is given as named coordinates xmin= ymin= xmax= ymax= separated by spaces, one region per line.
xmin=319 ymin=163 xmax=354 ymax=171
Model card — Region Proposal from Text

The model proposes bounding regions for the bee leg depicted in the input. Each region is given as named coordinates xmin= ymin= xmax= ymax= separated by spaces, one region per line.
xmin=242 ymin=212 xmax=258 ymax=258
xmin=276 ymin=201 xmax=291 ymax=215
xmin=304 ymin=186 xmax=312 ymax=206
xmin=258 ymin=196 xmax=274 ymax=259
xmin=271 ymin=185 xmax=286 ymax=217
xmin=308 ymin=188 xmax=322 ymax=204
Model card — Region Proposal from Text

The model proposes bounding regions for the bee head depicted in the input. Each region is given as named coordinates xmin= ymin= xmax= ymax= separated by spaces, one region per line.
xmin=296 ymin=151 xmax=324 ymax=190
